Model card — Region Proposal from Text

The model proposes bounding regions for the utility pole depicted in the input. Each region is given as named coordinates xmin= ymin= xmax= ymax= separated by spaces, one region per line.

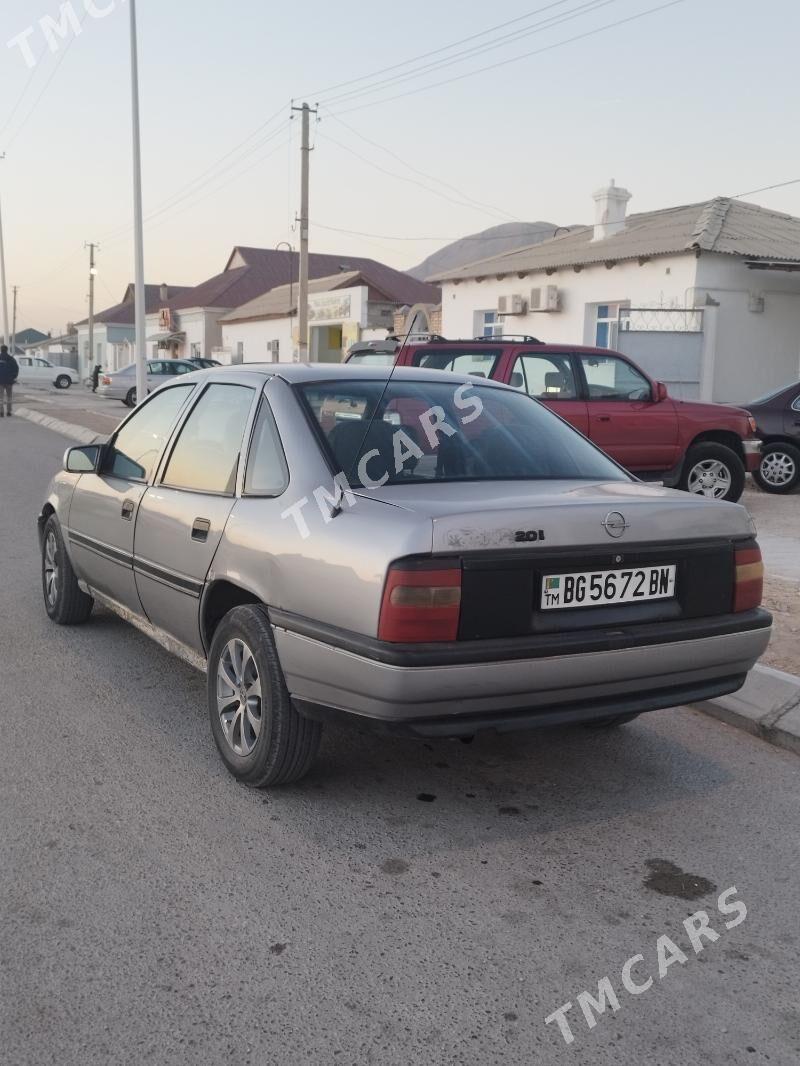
xmin=11 ymin=285 xmax=18 ymax=355
xmin=129 ymin=0 xmax=147 ymax=405
xmin=292 ymin=102 xmax=316 ymax=361
xmin=86 ymin=243 xmax=97 ymax=380
xmin=0 ymin=154 xmax=9 ymax=347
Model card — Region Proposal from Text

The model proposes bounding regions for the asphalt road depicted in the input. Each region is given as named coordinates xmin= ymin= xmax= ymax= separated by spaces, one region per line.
xmin=1 ymin=416 xmax=799 ymax=1066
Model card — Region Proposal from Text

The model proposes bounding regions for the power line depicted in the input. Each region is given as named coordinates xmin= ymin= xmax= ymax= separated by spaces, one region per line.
xmin=320 ymin=0 xmax=620 ymax=109
xmin=311 ymin=220 xmax=573 ymax=242
xmin=319 ymin=108 xmax=520 ymax=223
xmin=332 ymin=0 xmax=686 ymax=116
xmin=305 ymin=0 xmax=576 ymax=100
xmin=732 ymin=177 xmax=800 ymax=199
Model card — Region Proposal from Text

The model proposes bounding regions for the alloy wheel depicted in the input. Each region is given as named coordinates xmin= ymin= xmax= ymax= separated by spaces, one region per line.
xmin=216 ymin=638 xmax=263 ymax=756
xmin=687 ymin=459 xmax=732 ymax=499
xmin=44 ymin=531 xmax=59 ymax=607
xmin=760 ymin=450 xmax=796 ymax=488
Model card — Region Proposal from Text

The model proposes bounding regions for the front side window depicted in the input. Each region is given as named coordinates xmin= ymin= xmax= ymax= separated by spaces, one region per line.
xmin=580 ymin=354 xmax=652 ymax=402
xmin=412 ymin=348 xmax=499 ymax=379
xmin=297 ymin=379 xmax=628 ymax=486
xmin=36 ymin=358 xmax=51 ymax=367
xmin=106 ymin=384 xmax=195 ymax=482
xmin=510 ymin=354 xmax=577 ymax=400
xmin=244 ymin=399 xmax=289 ymax=496
xmin=162 ymin=383 xmax=255 ymax=494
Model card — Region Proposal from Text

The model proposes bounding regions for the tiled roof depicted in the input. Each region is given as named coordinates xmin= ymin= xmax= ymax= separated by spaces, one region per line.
xmin=430 ymin=198 xmax=800 ymax=282
xmin=220 ymin=271 xmax=365 ymax=323
xmin=80 ymin=284 xmax=194 ymax=326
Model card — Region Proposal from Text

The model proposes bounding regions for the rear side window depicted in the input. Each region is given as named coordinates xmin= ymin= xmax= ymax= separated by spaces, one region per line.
xmin=244 ymin=400 xmax=289 ymax=496
xmin=580 ymin=354 xmax=651 ymax=401
xmin=106 ymin=384 xmax=194 ymax=481
xmin=297 ymin=379 xmax=628 ymax=486
xmin=162 ymin=383 xmax=255 ymax=494
xmin=412 ymin=348 xmax=499 ymax=379
xmin=510 ymin=353 xmax=578 ymax=399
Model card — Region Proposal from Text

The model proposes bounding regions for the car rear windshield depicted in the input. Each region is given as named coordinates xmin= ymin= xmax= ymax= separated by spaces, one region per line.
xmin=347 ymin=351 xmax=396 ymax=366
xmin=297 ymin=379 xmax=628 ymax=486
xmin=409 ymin=347 xmax=500 ymax=379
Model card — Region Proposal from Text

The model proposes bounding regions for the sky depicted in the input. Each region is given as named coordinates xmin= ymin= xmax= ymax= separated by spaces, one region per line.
xmin=1 ymin=0 xmax=799 ymax=333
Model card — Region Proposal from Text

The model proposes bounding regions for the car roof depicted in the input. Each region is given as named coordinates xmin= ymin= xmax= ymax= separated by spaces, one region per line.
xmin=189 ymin=361 xmax=514 ymax=389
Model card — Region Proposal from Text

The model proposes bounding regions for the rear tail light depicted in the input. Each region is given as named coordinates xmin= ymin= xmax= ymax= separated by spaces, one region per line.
xmin=101 ymin=375 xmax=111 ymax=385
xmin=378 ymin=564 xmax=462 ymax=643
xmin=734 ymin=545 xmax=763 ymax=612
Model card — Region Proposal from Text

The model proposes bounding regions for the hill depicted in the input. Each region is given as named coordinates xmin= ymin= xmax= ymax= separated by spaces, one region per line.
xmin=408 ymin=221 xmax=570 ymax=281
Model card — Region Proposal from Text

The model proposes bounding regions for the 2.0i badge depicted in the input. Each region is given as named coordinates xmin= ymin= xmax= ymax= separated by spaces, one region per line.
xmin=514 ymin=529 xmax=546 ymax=542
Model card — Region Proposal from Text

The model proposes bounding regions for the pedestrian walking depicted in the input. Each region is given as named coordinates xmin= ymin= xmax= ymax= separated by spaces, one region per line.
xmin=91 ymin=363 xmax=102 ymax=393
xmin=0 ymin=344 xmax=19 ymax=417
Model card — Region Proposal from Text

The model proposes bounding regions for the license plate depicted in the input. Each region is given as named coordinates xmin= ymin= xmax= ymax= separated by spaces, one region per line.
xmin=540 ymin=565 xmax=676 ymax=610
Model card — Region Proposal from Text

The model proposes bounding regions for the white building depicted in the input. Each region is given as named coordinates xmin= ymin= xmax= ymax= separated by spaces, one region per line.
xmin=219 ymin=269 xmax=440 ymax=364
xmin=431 ymin=182 xmax=800 ymax=402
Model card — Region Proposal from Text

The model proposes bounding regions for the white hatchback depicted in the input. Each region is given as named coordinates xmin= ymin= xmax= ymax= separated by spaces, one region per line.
xmin=17 ymin=356 xmax=79 ymax=389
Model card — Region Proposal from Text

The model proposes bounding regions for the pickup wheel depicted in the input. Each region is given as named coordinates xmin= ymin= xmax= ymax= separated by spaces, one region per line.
xmin=55 ymin=374 xmax=72 ymax=389
xmin=753 ymin=442 xmax=800 ymax=494
xmin=124 ymin=387 xmax=137 ymax=407
xmin=207 ymin=604 xmax=322 ymax=787
xmin=678 ymin=443 xmax=745 ymax=502
xmin=42 ymin=515 xmax=94 ymax=625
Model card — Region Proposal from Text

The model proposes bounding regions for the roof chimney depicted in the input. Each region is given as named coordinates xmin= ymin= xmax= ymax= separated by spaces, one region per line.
xmin=160 ymin=283 xmax=169 ymax=302
xmin=592 ymin=179 xmax=632 ymax=242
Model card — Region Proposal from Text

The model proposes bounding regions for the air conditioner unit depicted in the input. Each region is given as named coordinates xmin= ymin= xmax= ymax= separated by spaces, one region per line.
xmin=530 ymin=285 xmax=561 ymax=312
xmin=497 ymin=294 xmax=525 ymax=316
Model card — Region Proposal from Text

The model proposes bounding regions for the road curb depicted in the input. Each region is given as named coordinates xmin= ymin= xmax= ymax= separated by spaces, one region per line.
xmin=691 ymin=663 xmax=800 ymax=756
xmin=14 ymin=405 xmax=99 ymax=445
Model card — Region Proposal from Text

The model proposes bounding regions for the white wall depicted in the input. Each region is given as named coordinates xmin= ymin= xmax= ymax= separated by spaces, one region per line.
xmin=441 ymin=254 xmax=698 ymax=346
xmin=693 ymin=255 xmax=800 ymax=402
xmin=220 ymin=318 xmax=294 ymax=364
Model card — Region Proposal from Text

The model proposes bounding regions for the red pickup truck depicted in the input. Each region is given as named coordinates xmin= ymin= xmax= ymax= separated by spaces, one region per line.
xmin=346 ymin=336 xmax=761 ymax=503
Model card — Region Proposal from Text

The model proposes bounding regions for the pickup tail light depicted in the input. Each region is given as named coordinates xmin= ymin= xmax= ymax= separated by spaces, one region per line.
xmin=101 ymin=375 xmax=112 ymax=385
xmin=378 ymin=564 xmax=461 ymax=643
xmin=734 ymin=545 xmax=763 ymax=612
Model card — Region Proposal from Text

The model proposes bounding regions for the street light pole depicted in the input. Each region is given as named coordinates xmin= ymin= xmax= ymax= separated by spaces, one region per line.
xmin=0 ymin=154 xmax=10 ymax=347
xmin=129 ymin=0 xmax=147 ymax=405
xmin=275 ymin=241 xmax=294 ymax=361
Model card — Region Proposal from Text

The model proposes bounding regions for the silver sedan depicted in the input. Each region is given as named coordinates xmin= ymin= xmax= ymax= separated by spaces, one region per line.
xmin=39 ymin=363 xmax=771 ymax=786
xmin=97 ymin=358 xmax=198 ymax=406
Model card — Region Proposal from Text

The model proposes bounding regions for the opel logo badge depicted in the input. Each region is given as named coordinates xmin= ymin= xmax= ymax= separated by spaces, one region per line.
xmin=602 ymin=511 xmax=629 ymax=538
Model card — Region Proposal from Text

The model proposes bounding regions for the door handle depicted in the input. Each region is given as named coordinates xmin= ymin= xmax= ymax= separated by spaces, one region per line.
xmin=598 ymin=415 xmax=611 ymax=422
xmin=121 ymin=498 xmax=135 ymax=521
xmin=191 ymin=518 xmax=211 ymax=543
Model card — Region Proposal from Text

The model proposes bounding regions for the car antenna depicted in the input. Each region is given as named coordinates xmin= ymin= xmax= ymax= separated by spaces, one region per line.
xmin=337 ymin=311 xmax=423 ymax=505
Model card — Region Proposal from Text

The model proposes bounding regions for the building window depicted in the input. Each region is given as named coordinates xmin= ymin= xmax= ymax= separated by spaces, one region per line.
xmin=473 ymin=310 xmax=502 ymax=339
xmin=594 ymin=303 xmax=626 ymax=348
xmin=267 ymin=339 xmax=280 ymax=363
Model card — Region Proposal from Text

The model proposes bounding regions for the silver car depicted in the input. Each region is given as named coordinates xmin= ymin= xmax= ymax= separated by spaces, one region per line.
xmin=39 ymin=363 xmax=771 ymax=786
xmin=97 ymin=358 xmax=198 ymax=406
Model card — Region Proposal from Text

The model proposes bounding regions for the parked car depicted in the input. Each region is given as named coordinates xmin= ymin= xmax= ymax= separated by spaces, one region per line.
xmin=97 ymin=358 xmax=198 ymax=406
xmin=347 ymin=337 xmax=761 ymax=503
xmin=187 ymin=358 xmax=222 ymax=369
xmin=16 ymin=355 xmax=79 ymax=389
xmin=39 ymin=363 xmax=770 ymax=786
xmin=744 ymin=381 xmax=800 ymax=494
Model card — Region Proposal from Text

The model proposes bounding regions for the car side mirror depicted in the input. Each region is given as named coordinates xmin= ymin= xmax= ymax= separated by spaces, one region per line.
xmin=654 ymin=381 xmax=669 ymax=402
xmin=64 ymin=444 xmax=102 ymax=473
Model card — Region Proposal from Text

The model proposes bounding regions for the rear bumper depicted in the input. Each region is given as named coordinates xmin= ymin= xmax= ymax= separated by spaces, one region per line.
xmin=272 ymin=608 xmax=772 ymax=736
xmin=743 ymin=438 xmax=762 ymax=472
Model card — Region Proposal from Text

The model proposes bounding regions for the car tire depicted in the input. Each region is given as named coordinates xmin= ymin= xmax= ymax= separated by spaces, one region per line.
xmin=42 ymin=515 xmax=94 ymax=625
xmin=207 ymin=604 xmax=322 ymax=787
xmin=55 ymin=374 xmax=72 ymax=389
xmin=678 ymin=442 xmax=745 ymax=502
xmin=752 ymin=442 xmax=800 ymax=494
xmin=124 ymin=387 xmax=136 ymax=407
xmin=584 ymin=712 xmax=641 ymax=729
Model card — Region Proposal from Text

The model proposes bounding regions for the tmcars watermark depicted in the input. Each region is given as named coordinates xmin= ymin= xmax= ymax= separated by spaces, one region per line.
xmin=544 ymin=886 xmax=747 ymax=1046
xmin=7 ymin=1 xmax=123 ymax=70
xmin=280 ymin=383 xmax=484 ymax=541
